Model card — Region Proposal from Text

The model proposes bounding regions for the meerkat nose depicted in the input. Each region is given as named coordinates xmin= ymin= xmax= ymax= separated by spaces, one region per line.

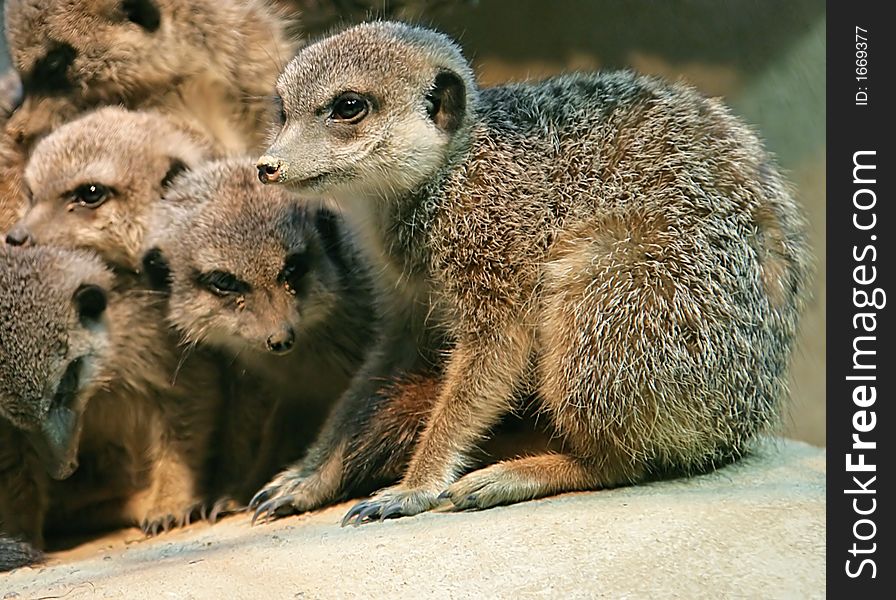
xmin=266 ymin=325 xmax=295 ymax=355
xmin=5 ymin=226 xmax=33 ymax=247
xmin=256 ymin=156 xmax=284 ymax=184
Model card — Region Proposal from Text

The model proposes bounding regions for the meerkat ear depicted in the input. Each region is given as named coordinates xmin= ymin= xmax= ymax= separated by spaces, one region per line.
xmin=161 ymin=158 xmax=189 ymax=190
xmin=142 ymin=247 xmax=171 ymax=290
xmin=73 ymin=284 xmax=107 ymax=324
xmin=425 ymin=70 xmax=466 ymax=134
xmin=122 ymin=0 xmax=161 ymax=33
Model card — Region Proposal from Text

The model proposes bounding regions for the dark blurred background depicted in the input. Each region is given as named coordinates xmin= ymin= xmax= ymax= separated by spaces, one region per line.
xmin=0 ymin=0 xmax=826 ymax=446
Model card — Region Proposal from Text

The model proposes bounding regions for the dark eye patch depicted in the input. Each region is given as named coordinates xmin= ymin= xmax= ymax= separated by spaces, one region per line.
xmin=73 ymin=284 xmax=107 ymax=324
xmin=278 ymin=252 xmax=311 ymax=295
xmin=273 ymin=93 xmax=286 ymax=126
xmin=161 ymin=158 xmax=188 ymax=189
xmin=196 ymin=270 xmax=251 ymax=297
xmin=24 ymin=43 xmax=77 ymax=96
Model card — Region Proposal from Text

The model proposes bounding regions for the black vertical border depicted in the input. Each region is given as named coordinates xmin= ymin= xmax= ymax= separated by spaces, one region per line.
xmin=827 ymin=2 xmax=893 ymax=595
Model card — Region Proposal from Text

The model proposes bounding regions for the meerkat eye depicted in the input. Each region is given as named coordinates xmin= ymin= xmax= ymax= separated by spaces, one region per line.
xmin=71 ymin=183 xmax=112 ymax=208
xmin=196 ymin=270 xmax=250 ymax=297
xmin=278 ymin=252 xmax=311 ymax=295
xmin=330 ymin=92 xmax=369 ymax=123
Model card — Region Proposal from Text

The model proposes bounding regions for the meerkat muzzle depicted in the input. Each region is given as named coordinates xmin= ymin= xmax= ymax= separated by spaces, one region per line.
xmin=256 ymin=156 xmax=285 ymax=184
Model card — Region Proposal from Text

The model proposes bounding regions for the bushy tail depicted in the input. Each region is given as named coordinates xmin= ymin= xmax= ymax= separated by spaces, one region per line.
xmin=0 ymin=536 xmax=42 ymax=572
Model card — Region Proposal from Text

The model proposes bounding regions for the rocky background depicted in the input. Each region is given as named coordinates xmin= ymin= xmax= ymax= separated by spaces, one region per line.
xmin=0 ymin=0 xmax=826 ymax=446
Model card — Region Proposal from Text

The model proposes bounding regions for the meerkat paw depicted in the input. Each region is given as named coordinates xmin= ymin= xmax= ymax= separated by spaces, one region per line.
xmin=206 ymin=496 xmax=245 ymax=524
xmin=341 ymin=485 xmax=443 ymax=526
xmin=249 ymin=469 xmax=331 ymax=524
xmin=140 ymin=502 xmax=204 ymax=537
xmin=440 ymin=464 xmax=538 ymax=510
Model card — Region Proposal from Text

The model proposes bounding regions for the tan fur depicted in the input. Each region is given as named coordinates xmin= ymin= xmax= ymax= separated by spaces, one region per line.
xmin=257 ymin=22 xmax=812 ymax=523
xmin=3 ymin=0 xmax=297 ymax=155
xmin=0 ymin=69 xmax=27 ymax=233
xmin=9 ymin=106 xmax=210 ymax=270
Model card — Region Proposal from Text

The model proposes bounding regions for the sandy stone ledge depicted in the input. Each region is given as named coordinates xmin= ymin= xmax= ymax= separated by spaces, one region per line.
xmin=1 ymin=438 xmax=824 ymax=599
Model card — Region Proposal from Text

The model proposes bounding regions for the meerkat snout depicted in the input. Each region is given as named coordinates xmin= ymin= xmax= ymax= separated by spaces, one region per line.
xmin=266 ymin=325 xmax=296 ymax=355
xmin=257 ymin=156 xmax=284 ymax=184
xmin=5 ymin=225 xmax=33 ymax=247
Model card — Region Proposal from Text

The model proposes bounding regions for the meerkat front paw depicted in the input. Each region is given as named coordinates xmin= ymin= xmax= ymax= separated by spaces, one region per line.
xmin=440 ymin=463 xmax=533 ymax=510
xmin=140 ymin=502 xmax=204 ymax=537
xmin=341 ymin=485 xmax=443 ymax=526
xmin=206 ymin=496 xmax=245 ymax=524
xmin=249 ymin=469 xmax=332 ymax=524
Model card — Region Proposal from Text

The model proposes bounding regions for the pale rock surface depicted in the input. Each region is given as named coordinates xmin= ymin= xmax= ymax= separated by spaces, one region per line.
xmin=1 ymin=439 xmax=824 ymax=599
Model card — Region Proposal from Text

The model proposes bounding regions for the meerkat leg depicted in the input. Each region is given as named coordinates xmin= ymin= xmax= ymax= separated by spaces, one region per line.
xmin=444 ymin=233 xmax=668 ymax=509
xmin=342 ymin=325 xmax=533 ymax=525
xmin=250 ymin=328 xmax=427 ymax=522
xmin=340 ymin=372 xmax=442 ymax=494
xmin=132 ymin=441 xmax=207 ymax=536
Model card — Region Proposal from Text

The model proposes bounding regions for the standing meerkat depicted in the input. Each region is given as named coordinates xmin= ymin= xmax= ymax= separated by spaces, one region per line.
xmin=3 ymin=0 xmax=297 ymax=155
xmin=5 ymin=106 xmax=210 ymax=268
xmin=0 ymin=245 xmax=225 ymax=551
xmin=254 ymin=21 xmax=812 ymax=523
xmin=143 ymin=158 xmax=383 ymax=503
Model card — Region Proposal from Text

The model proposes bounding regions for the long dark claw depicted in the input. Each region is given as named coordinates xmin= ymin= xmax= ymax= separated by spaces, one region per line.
xmin=341 ymin=501 xmax=371 ymax=527
xmin=251 ymin=496 xmax=293 ymax=526
xmin=252 ymin=501 xmax=275 ymax=526
xmin=379 ymin=502 xmax=405 ymax=522
xmin=249 ymin=488 xmax=272 ymax=510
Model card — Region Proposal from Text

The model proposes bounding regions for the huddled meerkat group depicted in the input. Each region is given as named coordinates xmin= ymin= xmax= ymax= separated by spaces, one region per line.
xmin=1 ymin=1 xmax=810 ymax=572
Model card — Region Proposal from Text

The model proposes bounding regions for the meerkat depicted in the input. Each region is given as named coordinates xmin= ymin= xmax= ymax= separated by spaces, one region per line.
xmin=253 ymin=21 xmax=812 ymax=524
xmin=143 ymin=158 xmax=387 ymax=503
xmin=0 ymin=245 xmax=225 ymax=549
xmin=5 ymin=106 xmax=210 ymax=270
xmin=3 ymin=0 xmax=297 ymax=156
xmin=0 ymin=245 xmax=112 ymax=551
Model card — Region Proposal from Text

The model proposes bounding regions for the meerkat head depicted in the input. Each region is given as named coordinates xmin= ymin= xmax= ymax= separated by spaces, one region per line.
xmin=4 ymin=0 xmax=296 ymax=151
xmin=6 ymin=107 xmax=207 ymax=271
xmin=5 ymin=0 xmax=194 ymax=106
xmin=257 ymin=21 xmax=477 ymax=200
xmin=143 ymin=158 xmax=345 ymax=358
xmin=0 ymin=245 xmax=112 ymax=480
